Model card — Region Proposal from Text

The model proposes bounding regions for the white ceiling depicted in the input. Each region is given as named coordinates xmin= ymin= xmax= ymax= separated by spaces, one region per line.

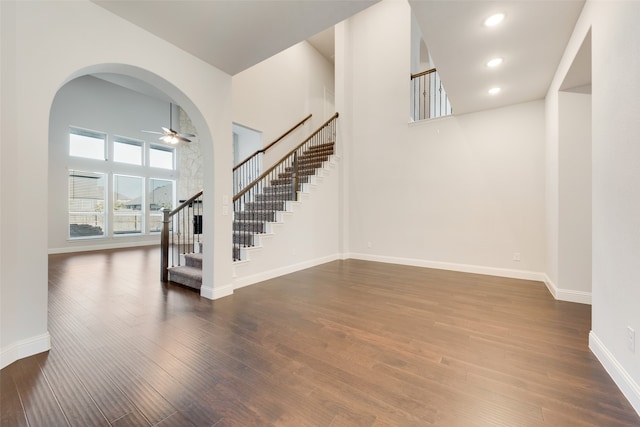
xmin=410 ymin=0 xmax=586 ymax=114
xmin=92 ymin=0 xmax=586 ymax=115
xmin=92 ymin=0 xmax=376 ymax=76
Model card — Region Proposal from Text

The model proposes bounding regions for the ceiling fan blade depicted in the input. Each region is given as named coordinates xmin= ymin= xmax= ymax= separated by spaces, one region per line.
xmin=178 ymin=132 xmax=196 ymax=138
xmin=176 ymin=135 xmax=192 ymax=143
xmin=142 ymin=130 xmax=163 ymax=135
xmin=161 ymin=127 xmax=172 ymax=134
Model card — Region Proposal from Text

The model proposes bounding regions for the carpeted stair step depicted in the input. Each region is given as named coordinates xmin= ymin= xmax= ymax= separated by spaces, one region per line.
xmin=278 ymin=168 xmax=316 ymax=178
xmin=270 ymin=176 xmax=311 ymax=186
xmin=255 ymin=192 xmax=295 ymax=202
xmin=303 ymin=142 xmax=334 ymax=152
xmin=284 ymin=162 xmax=324 ymax=172
xmin=299 ymin=152 xmax=332 ymax=161
xmin=262 ymin=184 xmax=294 ymax=194
xmin=233 ymin=231 xmax=255 ymax=246
xmin=243 ymin=200 xmax=287 ymax=211
xmin=233 ymin=220 xmax=267 ymax=232
xmin=168 ymin=265 xmax=202 ymax=290
xmin=234 ymin=210 xmax=278 ymax=222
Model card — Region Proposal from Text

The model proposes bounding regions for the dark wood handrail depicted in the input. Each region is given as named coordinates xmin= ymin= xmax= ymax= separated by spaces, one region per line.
xmin=411 ymin=67 xmax=436 ymax=80
xmin=233 ymin=112 xmax=339 ymax=202
xmin=233 ymin=114 xmax=312 ymax=172
xmin=161 ymin=189 xmax=203 ymax=281
xmin=168 ymin=190 xmax=203 ymax=217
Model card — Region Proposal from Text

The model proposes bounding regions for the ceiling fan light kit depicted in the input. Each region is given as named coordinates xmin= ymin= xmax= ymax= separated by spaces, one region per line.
xmin=142 ymin=103 xmax=196 ymax=144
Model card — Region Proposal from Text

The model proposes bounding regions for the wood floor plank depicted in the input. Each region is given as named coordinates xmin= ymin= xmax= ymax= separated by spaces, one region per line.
xmin=0 ymin=247 xmax=638 ymax=426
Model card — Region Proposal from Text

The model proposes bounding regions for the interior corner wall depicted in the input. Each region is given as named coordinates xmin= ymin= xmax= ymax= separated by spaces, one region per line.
xmin=339 ymin=0 xmax=545 ymax=278
xmin=232 ymin=40 xmax=335 ymax=167
xmin=547 ymin=0 xmax=640 ymax=414
xmin=590 ymin=1 xmax=640 ymax=414
xmin=0 ymin=0 xmax=233 ymax=369
xmin=558 ymin=91 xmax=592 ymax=301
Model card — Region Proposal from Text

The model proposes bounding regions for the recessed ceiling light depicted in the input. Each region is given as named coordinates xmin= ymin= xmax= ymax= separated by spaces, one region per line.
xmin=486 ymin=57 xmax=503 ymax=67
xmin=488 ymin=87 xmax=502 ymax=95
xmin=484 ymin=13 xmax=505 ymax=27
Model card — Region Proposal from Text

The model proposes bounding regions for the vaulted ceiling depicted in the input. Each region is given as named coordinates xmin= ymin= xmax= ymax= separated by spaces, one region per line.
xmin=92 ymin=0 xmax=377 ymax=76
xmin=92 ymin=0 xmax=586 ymax=115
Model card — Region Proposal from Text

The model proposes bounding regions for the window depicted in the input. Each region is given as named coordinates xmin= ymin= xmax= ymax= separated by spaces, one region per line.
xmin=114 ymin=137 xmax=143 ymax=165
xmin=67 ymin=128 xmax=176 ymax=239
xmin=150 ymin=144 xmax=174 ymax=169
xmin=148 ymin=178 xmax=175 ymax=232
xmin=69 ymin=128 xmax=105 ymax=160
xmin=113 ymin=175 xmax=143 ymax=235
xmin=68 ymin=170 xmax=105 ymax=238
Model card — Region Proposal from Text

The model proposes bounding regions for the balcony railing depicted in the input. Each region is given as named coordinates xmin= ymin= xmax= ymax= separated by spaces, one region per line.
xmin=411 ymin=68 xmax=452 ymax=121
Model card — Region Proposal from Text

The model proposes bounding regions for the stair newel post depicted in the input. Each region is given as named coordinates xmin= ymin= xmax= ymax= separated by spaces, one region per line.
xmin=292 ymin=151 xmax=299 ymax=202
xmin=161 ymin=207 xmax=170 ymax=282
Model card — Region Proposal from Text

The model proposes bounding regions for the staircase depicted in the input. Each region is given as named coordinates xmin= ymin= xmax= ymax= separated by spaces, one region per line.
xmin=161 ymin=113 xmax=338 ymax=291
xmin=233 ymin=142 xmax=335 ymax=261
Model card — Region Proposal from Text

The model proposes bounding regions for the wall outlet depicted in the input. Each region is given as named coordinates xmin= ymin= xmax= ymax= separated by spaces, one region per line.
xmin=627 ymin=326 xmax=635 ymax=353
xmin=512 ymin=252 xmax=521 ymax=262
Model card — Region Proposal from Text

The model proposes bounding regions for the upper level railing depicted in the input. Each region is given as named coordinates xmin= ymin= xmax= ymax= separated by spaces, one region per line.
xmin=411 ymin=68 xmax=453 ymax=121
xmin=160 ymin=190 xmax=202 ymax=281
xmin=233 ymin=114 xmax=312 ymax=196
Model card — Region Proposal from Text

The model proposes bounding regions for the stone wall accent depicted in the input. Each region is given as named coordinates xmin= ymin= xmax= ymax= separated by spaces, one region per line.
xmin=177 ymin=107 xmax=203 ymax=200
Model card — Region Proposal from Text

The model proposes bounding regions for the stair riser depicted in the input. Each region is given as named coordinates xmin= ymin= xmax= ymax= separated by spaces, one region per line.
xmin=185 ymin=254 xmax=202 ymax=268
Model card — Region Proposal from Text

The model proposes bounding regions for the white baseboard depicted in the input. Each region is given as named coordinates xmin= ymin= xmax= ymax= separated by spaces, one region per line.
xmin=200 ymin=283 xmax=234 ymax=300
xmin=0 ymin=332 xmax=51 ymax=370
xmin=589 ymin=331 xmax=640 ymax=417
xmin=49 ymin=240 xmax=159 ymax=254
xmin=543 ymin=274 xmax=592 ymax=305
xmin=345 ymin=252 xmax=546 ymax=282
xmin=233 ymin=254 xmax=340 ymax=290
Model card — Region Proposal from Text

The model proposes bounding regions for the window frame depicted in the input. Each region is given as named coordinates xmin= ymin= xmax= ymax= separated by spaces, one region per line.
xmin=66 ymin=127 xmax=177 ymax=240
xmin=69 ymin=127 xmax=107 ymax=161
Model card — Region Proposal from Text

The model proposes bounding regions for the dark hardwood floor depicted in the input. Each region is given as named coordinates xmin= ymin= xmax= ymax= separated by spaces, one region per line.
xmin=1 ymin=247 xmax=639 ymax=426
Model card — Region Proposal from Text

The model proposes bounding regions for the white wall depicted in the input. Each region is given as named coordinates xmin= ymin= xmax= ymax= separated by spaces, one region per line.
xmin=0 ymin=0 xmax=233 ymax=369
xmin=338 ymin=0 xmax=546 ymax=279
xmin=48 ymin=75 xmax=179 ymax=252
xmin=558 ymin=91 xmax=592 ymax=301
xmin=590 ymin=1 xmax=640 ymax=415
xmin=548 ymin=0 xmax=640 ymax=415
xmin=232 ymin=40 xmax=335 ymax=168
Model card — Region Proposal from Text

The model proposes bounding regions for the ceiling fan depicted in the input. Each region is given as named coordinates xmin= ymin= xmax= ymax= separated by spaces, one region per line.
xmin=142 ymin=103 xmax=195 ymax=144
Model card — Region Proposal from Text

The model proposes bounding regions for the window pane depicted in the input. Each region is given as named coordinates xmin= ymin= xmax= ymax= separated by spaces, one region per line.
xmin=114 ymin=138 xmax=143 ymax=165
xmin=150 ymin=145 xmax=174 ymax=169
xmin=113 ymin=175 xmax=143 ymax=235
xmin=69 ymin=170 xmax=105 ymax=238
xmin=70 ymin=128 xmax=105 ymax=160
xmin=149 ymin=179 xmax=174 ymax=232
